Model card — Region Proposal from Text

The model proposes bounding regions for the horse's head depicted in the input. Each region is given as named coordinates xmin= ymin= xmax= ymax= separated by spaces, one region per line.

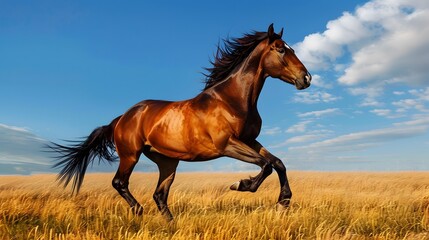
xmin=262 ymin=24 xmax=311 ymax=90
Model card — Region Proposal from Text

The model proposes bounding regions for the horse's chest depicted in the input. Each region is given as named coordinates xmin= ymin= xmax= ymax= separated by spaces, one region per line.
xmin=239 ymin=113 xmax=262 ymax=140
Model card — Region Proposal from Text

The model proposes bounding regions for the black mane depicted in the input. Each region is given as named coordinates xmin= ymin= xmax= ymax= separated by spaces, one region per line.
xmin=203 ymin=31 xmax=270 ymax=90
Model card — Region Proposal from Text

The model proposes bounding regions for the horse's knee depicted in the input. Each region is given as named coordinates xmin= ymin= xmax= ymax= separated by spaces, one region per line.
xmin=272 ymin=159 xmax=286 ymax=172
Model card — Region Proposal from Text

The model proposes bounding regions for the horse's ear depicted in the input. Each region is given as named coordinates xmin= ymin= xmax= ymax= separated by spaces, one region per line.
xmin=267 ymin=23 xmax=275 ymax=41
xmin=278 ymin=28 xmax=284 ymax=38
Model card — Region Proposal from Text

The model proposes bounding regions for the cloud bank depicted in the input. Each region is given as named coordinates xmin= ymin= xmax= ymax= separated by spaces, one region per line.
xmin=289 ymin=123 xmax=428 ymax=154
xmin=294 ymin=0 xmax=429 ymax=87
xmin=0 ymin=124 xmax=52 ymax=174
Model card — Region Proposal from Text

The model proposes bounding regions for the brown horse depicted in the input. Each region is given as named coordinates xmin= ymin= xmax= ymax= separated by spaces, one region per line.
xmin=50 ymin=24 xmax=311 ymax=220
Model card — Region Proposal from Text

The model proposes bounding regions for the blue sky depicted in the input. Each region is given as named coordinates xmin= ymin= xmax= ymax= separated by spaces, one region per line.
xmin=1 ymin=0 xmax=428 ymax=174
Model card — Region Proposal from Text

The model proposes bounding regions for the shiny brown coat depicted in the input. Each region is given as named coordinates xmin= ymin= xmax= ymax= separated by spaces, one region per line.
xmin=51 ymin=24 xmax=311 ymax=220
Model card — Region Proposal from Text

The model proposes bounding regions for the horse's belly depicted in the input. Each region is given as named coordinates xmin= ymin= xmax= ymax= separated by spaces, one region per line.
xmin=145 ymin=111 xmax=222 ymax=160
xmin=146 ymin=134 xmax=219 ymax=160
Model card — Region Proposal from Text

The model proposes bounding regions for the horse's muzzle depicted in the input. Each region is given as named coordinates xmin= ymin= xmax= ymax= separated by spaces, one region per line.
xmin=295 ymin=72 xmax=311 ymax=90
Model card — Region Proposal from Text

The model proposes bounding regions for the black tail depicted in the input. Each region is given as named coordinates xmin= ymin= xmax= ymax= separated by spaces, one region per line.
xmin=48 ymin=116 xmax=122 ymax=193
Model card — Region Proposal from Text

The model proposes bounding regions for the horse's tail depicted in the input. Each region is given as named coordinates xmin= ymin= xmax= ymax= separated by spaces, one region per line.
xmin=49 ymin=115 xmax=122 ymax=193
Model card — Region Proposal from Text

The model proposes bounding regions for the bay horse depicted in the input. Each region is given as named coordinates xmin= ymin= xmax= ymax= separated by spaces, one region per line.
xmin=50 ymin=24 xmax=311 ymax=220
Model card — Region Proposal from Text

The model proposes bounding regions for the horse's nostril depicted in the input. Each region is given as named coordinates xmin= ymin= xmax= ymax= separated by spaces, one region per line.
xmin=305 ymin=73 xmax=312 ymax=84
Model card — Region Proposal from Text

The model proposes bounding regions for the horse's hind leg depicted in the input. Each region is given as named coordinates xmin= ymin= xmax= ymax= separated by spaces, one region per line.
xmin=112 ymin=151 xmax=143 ymax=215
xmin=143 ymin=151 xmax=179 ymax=221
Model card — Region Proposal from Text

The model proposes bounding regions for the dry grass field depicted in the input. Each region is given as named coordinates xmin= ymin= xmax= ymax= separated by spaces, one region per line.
xmin=0 ymin=171 xmax=428 ymax=239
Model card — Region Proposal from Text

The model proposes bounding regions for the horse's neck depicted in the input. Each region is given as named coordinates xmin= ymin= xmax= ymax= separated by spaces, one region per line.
xmin=212 ymin=48 xmax=266 ymax=112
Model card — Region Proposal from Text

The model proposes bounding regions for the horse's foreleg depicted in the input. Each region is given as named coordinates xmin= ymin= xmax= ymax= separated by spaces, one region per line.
xmin=250 ymin=141 xmax=292 ymax=208
xmin=223 ymin=137 xmax=272 ymax=193
xmin=112 ymin=153 xmax=143 ymax=215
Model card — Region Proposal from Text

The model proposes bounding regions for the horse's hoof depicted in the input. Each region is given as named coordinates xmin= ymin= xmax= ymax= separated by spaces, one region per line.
xmin=275 ymin=202 xmax=289 ymax=211
xmin=230 ymin=181 xmax=241 ymax=191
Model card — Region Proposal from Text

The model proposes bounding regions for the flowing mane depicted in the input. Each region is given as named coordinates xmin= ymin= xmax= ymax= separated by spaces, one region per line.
xmin=203 ymin=31 xmax=272 ymax=90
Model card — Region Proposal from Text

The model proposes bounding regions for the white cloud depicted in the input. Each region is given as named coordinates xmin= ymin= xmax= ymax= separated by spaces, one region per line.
xmin=310 ymin=74 xmax=333 ymax=89
xmin=0 ymin=153 xmax=50 ymax=166
xmin=284 ymin=114 xmax=429 ymax=159
xmin=340 ymin=2 xmax=429 ymax=86
xmin=286 ymin=134 xmax=325 ymax=144
xmin=270 ymin=134 xmax=325 ymax=149
xmin=0 ymin=123 xmax=51 ymax=173
xmin=370 ymin=108 xmax=403 ymax=118
xmin=293 ymin=33 xmax=341 ymax=70
xmin=261 ymin=126 xmax=282 ymax=136
xmin=289 ymin=124 xmax=428 ymax=154
xmin=293 ymin=91 xmax=340 ymax=104
xmin=286 ymin=120 xmax=312 ymax=133
xmin=298 ymin=108 xmax=339 ymax=118
xmin=324 ymin=12 xmax=372 ymax=46
xmin=294 ymin=0 xmax=429 ymax=87
xmin=0 ymin=123 xmax=29 ymax=133
xmin=391 ymin=87 xmax=429 ymax=113
xmin=393 ymin=114 xmax=429 ymax=126
xmin=393 ymin=99 xmax=424 ymax=111
xmin=370 ymin=109 xmax=391 ymax=117
xmin=409 ymin=87 xmax=429 ymax=102
xmin=348 ymin=86 xmax=384 ymax=106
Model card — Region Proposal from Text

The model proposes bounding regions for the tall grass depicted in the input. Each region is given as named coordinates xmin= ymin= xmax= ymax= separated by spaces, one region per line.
xmin=0 ymin=172 xmax=428 ymax=239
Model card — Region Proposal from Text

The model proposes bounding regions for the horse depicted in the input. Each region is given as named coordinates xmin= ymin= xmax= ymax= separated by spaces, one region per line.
xmin=49 ymin=24 xmax=311 ymax=221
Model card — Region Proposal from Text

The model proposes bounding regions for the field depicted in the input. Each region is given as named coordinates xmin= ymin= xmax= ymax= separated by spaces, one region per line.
xmin=0 ymin=172 xmax=428 ymax=239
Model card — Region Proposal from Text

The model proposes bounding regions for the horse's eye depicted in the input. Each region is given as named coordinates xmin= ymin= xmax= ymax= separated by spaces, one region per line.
xmin=278 ymin=48 xmax=285 ymax=54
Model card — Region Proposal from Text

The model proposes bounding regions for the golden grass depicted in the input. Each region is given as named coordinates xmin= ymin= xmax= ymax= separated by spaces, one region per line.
xmin=0 ymin=171 xmax=428 ymax=239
